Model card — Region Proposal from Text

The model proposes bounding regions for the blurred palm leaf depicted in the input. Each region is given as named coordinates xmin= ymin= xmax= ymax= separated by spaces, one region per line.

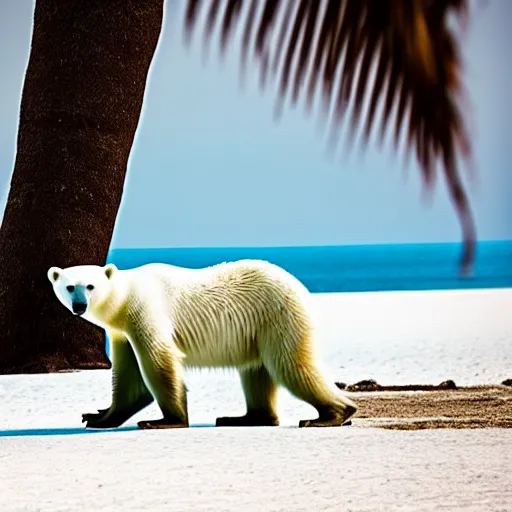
xmin=183 ymin=0 xmax=476 ymax=274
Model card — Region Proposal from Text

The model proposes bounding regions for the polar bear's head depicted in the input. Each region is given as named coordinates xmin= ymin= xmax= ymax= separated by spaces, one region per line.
xmin=47 ymin=263 xmax=117 ymax=317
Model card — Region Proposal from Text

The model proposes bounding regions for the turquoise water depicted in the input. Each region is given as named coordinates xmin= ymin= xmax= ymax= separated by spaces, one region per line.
xmin=107 ymin=240 xmax=512 ymax=293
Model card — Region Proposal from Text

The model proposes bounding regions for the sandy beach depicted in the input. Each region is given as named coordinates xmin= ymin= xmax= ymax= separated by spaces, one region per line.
xmin=1 ymin=288 xmax=511 ymax=511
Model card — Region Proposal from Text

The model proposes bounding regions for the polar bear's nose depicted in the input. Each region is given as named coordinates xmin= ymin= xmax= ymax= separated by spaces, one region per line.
xmin=72 ymin=301 xmax=87 ymax=316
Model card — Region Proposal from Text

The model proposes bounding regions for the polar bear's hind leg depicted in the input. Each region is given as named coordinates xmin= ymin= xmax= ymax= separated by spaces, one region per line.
xmin=262 ymin=334 xmax=358 ymax=428
xmin=216 ymin=365 xmax=279 ymax=427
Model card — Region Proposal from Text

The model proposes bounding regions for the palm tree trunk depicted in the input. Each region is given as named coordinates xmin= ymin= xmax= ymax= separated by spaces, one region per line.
xmin=0 ymin=0 xmax=163 ymax=374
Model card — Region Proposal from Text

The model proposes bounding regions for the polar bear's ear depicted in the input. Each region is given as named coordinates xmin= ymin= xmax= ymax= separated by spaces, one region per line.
xmin=47 ymin=267 xmax=62 ymax=283
xmin=104 ymin=263 xmax=117 ymax=280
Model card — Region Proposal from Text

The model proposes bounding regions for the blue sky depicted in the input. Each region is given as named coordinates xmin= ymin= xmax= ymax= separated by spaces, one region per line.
xmin=0 ymin=1 xmax=510 ymax=248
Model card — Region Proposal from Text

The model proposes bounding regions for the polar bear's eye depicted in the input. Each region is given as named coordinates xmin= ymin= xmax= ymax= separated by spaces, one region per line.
xmin=66 ymin=285 xmax=75 ymax=293
xmin=86 ymin=284 xmax=94 ymax=291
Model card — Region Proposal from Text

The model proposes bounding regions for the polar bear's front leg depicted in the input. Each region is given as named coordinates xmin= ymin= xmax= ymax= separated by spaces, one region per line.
xmin=82 ymin=331 xmax=154 ymax=429
xmin=127 ymin=319 xmax=189 ymax=430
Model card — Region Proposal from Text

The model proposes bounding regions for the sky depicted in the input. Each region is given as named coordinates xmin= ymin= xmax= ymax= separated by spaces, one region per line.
xmin=0 ymin=1 xmax=510 ymax=248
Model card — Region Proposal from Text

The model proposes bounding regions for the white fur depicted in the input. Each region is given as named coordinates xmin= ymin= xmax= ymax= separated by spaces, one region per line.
xmin=48 ymin=260 xmax=357 ymax=428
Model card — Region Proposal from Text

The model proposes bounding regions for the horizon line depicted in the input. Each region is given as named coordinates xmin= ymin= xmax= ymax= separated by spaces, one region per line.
xmin=109 ymin=239 xmax=511 ymax=251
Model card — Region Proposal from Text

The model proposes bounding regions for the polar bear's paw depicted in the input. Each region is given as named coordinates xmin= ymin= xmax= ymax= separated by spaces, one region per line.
xmin=137 ymin=418 xmax=189 ymax=430
xmin=82 ymin=408 xmax=128 ymax=429
xmin=298 ymin=404 xmax=357 ymax=428
xmin=216 ymin=411 xmax=279 ymax=427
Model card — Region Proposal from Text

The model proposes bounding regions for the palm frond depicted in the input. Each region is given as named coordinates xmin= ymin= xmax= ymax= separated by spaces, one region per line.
xmin=183 ymin=0 xmax=476 ymax=274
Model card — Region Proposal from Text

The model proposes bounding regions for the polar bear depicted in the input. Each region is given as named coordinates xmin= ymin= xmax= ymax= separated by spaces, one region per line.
xmin=47 ymin=260 xmax=357 ymax=429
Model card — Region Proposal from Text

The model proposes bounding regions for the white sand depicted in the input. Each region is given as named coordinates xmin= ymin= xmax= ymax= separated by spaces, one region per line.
xmin=1 ymin=289 xmax=511 ymax=511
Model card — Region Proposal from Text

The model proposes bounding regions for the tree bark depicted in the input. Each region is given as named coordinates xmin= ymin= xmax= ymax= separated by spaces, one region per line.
xmin=0 ymin=0 xmax=164 ymax=374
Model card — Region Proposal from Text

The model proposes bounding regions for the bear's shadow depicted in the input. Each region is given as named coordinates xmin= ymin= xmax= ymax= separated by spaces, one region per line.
xmin=0 ymin=423 xmax=216 ymax=438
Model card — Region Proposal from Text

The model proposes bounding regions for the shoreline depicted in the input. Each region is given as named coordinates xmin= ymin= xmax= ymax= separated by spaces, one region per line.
xmin=317 ymin=286 xmax=512 ymax=296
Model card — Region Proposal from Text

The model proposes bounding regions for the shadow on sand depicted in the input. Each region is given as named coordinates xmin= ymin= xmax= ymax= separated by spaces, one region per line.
xmin=0 ymin=423 xmax=215 ymax=437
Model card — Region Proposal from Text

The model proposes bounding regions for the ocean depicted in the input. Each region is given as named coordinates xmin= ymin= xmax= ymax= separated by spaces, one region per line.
xmin=107 ymin=240 xmax=512 ymax=293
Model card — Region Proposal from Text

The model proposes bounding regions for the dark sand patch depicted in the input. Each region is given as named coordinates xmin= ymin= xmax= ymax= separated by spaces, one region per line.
xmin=347 ymin=385 xmax=512 ymax=430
